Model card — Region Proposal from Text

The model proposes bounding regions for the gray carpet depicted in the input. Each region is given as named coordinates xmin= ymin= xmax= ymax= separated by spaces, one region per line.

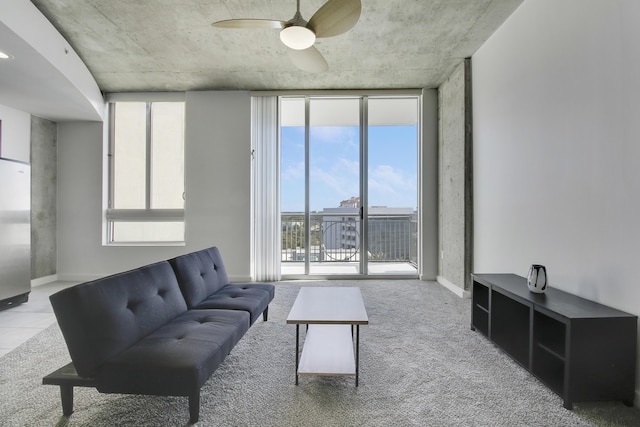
xmin=1 ymin=280 xmax=639 ymax=426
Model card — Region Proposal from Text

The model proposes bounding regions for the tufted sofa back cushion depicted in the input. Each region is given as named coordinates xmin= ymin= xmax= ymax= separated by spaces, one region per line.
xmin=49 ymin=261 xmax=187 ymax=378
xmin=168 ymin=246 xmax=229 ymax=308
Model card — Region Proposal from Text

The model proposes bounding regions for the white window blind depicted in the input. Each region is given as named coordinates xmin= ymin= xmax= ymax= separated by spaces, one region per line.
xmin=251 ymin=96 xmax=281 ymax=281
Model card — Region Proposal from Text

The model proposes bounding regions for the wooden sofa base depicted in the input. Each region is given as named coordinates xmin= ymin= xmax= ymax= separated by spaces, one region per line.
xmin=42 ymin=362 xmax=96 ymax=417
xmin=43 ymin=362 xmax=202 ymax=424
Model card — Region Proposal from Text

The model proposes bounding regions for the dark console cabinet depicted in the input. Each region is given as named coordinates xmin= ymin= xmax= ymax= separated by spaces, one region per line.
xmin=471 ymin=274 xmax=637 ymax=409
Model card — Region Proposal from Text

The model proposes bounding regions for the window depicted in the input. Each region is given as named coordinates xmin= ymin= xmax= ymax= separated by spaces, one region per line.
xmin=107 ymin=100 xmax=185 ymax=244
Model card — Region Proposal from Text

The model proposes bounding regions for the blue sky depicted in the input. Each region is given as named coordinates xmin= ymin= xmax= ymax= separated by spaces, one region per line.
xmin=281 ymin=125 xmax=418 ymax=212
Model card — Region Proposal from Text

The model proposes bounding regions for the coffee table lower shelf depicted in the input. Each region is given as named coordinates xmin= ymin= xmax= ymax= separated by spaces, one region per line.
xmin=298 ymin=325 xmax=356 ymax=376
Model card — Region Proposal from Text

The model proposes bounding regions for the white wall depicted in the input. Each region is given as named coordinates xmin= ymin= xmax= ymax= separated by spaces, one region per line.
xmin=57 ymin=91 xmax=252 ymax=281
xmin=183 ymin=91 xmax=252 ymax=279
xmin=473 ymin=0 xmax=640 ymax=398
xmin=0 ymin=103 xmax=30 ymax=162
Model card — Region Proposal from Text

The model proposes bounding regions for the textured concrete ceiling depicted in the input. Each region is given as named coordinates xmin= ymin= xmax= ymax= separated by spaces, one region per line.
xmin=30 ymin=0 xmax=523 ymax=93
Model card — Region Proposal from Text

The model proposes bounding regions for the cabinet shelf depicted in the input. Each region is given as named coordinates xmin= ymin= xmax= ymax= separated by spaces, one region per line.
xmin=533 ymin=310 xmax=566 ymax=359
xmin=535 ymin=342 xmax=565 ymax=362
xmin=471 ymin=282 xmax=489 ymax=336
xmin=471 ymin=273 xmax=637 ymax=410
xmin=532 ymin=345 xmax=565 ymax=395
xmin=475 ymin=304 xmax=488 ymax=314
xmin=473 ymin=281 xmax=489 ymax=311
xmin=471 ymin=281 xmax=490 ymax=336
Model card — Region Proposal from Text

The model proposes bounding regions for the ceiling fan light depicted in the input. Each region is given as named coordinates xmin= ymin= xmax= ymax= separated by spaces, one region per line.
xmin=280 ymin=25 xmax=316 ymax=50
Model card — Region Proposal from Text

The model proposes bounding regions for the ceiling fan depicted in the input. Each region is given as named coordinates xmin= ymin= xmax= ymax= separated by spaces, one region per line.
xmin=212 ymin=0 xmax=361 ymax=73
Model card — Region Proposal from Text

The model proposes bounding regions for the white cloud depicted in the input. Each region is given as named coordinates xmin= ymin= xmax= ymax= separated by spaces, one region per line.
xmin=309 ymin=157 xmax=359 ymax=207
xmin=311 ymin=127 xmax=358 ymax=148
xmin=368 ymin=164 xmax=417 ymax=207
xmin=282 ymin=160 xmax=304 ymax=181
xmin=286 ymin=160 xmax=416 ymax=209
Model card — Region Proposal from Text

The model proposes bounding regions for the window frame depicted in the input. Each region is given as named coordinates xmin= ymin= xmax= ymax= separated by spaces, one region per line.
xmin=105 ymin=94 xmax=186 ymax=246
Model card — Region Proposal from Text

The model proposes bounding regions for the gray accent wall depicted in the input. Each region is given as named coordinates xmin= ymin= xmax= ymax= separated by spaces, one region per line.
xmin=420 ymin=89 xmax=439 ymax=281
xmin=438 ymin=59 xmax=473 ymax=292
xmin=30 ymin=116 xmax=57 ymax=280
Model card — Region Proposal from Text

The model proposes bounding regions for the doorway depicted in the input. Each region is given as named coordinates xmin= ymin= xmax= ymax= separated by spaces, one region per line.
xmin=280 ymin=95 xmax=419 ymax=278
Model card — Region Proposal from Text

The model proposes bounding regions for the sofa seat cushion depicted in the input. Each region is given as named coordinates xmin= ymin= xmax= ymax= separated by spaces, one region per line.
xmin=192 ymin=284 xmax=273 ymax=325
xmin=96 ymin=309 xmax=249 ymax=396
xmin=241 ymin=283 xmax=275 ymax=300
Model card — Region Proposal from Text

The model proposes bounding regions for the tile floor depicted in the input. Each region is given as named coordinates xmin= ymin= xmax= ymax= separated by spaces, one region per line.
xmin=0 ymin=281 xmax=78 ymax=357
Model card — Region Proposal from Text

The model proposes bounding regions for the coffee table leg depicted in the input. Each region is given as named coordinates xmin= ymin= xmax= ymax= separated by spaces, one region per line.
xmin=356 ymin=325 xmax=360 ymax=387
xmin=295 ymin=324 xmax=299 ymax=385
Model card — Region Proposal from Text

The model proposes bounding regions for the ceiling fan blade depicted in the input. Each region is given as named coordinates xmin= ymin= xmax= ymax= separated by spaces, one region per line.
xmin=212 ymin=19 xmax=285 ymax=29
xmin=307 ymin=0 xmax=361 ymax=38
xmin=287 ymin=46 xmax=329 ymax=73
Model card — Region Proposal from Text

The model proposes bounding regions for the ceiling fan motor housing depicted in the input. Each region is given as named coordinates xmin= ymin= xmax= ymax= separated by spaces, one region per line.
xmin=281 ymin=10 xmax=316 ymax=50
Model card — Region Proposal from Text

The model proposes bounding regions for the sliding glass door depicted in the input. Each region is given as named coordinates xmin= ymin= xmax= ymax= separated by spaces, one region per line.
xmin=280 ymin=95 xmax=419 ymax=278
xmin=366 ymin=98 xmax=419 ymax=275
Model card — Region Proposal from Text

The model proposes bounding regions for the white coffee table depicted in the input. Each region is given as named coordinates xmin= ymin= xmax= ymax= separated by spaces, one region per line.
xmin=286 ymin=287 xmax=369 ymax=386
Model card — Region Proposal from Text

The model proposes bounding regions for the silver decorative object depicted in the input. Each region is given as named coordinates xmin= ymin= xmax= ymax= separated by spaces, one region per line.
xmin=527 ymin=264 xmax=547 ymax=293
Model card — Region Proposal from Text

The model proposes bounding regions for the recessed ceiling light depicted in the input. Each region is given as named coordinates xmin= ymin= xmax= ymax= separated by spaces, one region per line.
xmin=0 ymin=51 xmax=14 ymax=60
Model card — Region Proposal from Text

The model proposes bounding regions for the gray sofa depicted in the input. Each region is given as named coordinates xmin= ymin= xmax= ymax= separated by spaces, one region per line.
xmin=44 ymin=246 xmax=274 ymax=424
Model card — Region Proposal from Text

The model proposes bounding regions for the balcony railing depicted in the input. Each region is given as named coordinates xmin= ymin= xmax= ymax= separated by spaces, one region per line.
xmin=281 ymin=212 xmax=417 ymax=266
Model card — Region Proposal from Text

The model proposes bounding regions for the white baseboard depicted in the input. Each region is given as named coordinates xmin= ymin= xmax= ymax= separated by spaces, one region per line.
xmin=31 ymin=274 xmax=58 ymax=287
xmin=56 ymin=274 xmax=104 ymax=283
xmin=437 ymin=276 xmax=471 ymax=299
xmin=230 ymin=275 xmax=253 ymax=283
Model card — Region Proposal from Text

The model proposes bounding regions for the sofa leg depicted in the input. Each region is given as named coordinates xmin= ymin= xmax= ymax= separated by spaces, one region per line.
xmin=60 ymin=385 xmax=74 ymax=416
xmin=263 ymin=306 xmax=269 ymax=322
xmin=43 ymin=363 xmax=96 ymax=418
xmin=188 ymin=390 xmax=200 ymax=424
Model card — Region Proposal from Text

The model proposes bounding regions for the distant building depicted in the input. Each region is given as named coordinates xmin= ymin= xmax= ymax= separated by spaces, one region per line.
xmin=281 ymin=197 xmax=417 ymax=264
xmin=339 ymin=197 xmax=360 ymax=208
xmin=321 ymin=198 xmax=416 ymax=262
